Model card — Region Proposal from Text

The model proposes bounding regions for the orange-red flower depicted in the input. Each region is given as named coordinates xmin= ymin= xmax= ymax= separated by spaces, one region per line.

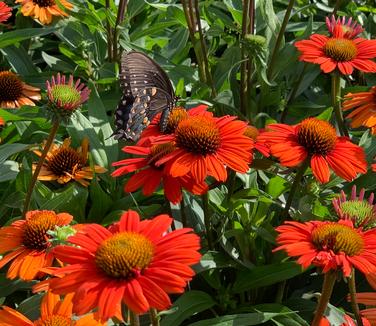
xmin=258 ymin=118 xmax=367 ymax=183
xmin=295 ymin=17 xmax=376 ymax=75
xmin=342 ymin=86 xmax=376 ymax=135
xmin=0 ymin=71 xmax=41 ymax=108
xmin=352 ymin=291 xmax=376 ymax=325
xmin=0 ymin=291 xmax=106 ymax=325
xmin=16 ymin=0 xmax=73 ymax=25
xmin=139 ymin=105 xmax=212 ymax=143
xmin=155 ymin=114 xmax=254 ymax=182
xmin=112 ymin=141 xmax=208 ymax=204
xmin=0 ymin=210 xmax=73 ymax=281
xmin=47 ymin=210 xmax=201 ymax=320
xmin=274 ymin=219 xmax=376 ymax=277
xmin=0 ymin=2 xmax=11 ymax=23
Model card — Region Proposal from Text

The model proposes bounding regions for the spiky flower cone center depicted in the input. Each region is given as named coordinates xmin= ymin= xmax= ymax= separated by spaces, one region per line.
xmin=34 ymin=315 xmax=71 ymax=326
xmin=50 ymin=85 xmax=81 ymax=107
xmin=341 ymin=200 xmax=375 ymax=224
xmin=324 ymin=38 xmax=357 ymax=62
xmin=297 ymin=118 xmax=337 ymax=155
xmin=22 ymin=211 xmax=58 ymax=250
xmin=148 ymin=143 xmax=175 ymax=167
xmin=32 ymin=0 xmax=55 ymax=7
xmin=48 ymin=148 xmax=82 ymax=176
xmin=175 ymin=116 xmax=221 ymax=155
xmin=0 ymin=71 xmax=23 ymax=101
xmin=244 ymin=126 xmax=259 ymax=140
xmin=165 ymin=107 xmax=188 ymax=134
xmin=312 ymin=223 xmax=364 ymax=256
xmin=95 ymin=232 xmax=154 ymax=279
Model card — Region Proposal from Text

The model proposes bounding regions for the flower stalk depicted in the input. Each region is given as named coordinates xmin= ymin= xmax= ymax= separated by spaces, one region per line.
xmin=348 ymin=270 xmax=364 ymax=326
xmin=150 ymin=308 xmax=160 ymax=326
xmin=282 ymin=158 xmax=309 ymax=217
xmin=267 ymin=0 xmax=295 ymax=80
xmin=130 ymin=311 xmax=140 ymax=326
xmin=311 ymin=272 xmax=337 ymax=326
xmin=331 ymin=72 xmax=349 ymax=137
xmin=22 ymin=120 xmax=60 ymax=218
xmin=202 ymin=192 xmax=213 ymax=250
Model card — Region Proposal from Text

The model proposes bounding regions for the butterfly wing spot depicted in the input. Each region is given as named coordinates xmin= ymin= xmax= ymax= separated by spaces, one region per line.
xmin=151 ymin=87 xmax=157 ymax=96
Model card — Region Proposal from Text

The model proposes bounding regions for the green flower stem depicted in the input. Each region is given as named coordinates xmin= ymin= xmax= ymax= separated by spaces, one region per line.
xmin=331 ymin=73 xmax=349 ymax=137
xmin=180 ymin=196 xmax=188 ymax=227
xmin=240 ymin=0 xmax=250 ymax=116
xmin=311 ymin=272 xmax=337 ymax=326
xmin=22 ymin=120 xmax=60 ymax=218
xmin=348 ymin=270 xmax=364 ymax=326
xmin=202 ymin=192 xmax=214 ymax=250
xmin=113 ymin=0 xmax=128 ymax=61
xmin=105 ymin=0 xmax=113 ymax=61
xmin=130 ymin=312 xmax=140 ymax=326
xmin=267 ymin=0 xmax=295 ymax=80
xmin=282 ymin=158 xmax=309 ymax=218
xmin=149 ymin=308 xmax=160 ymax=326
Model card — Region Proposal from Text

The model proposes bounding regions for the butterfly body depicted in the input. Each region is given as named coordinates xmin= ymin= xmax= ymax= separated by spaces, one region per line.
xmin=113 ymin=51 xmax=177 ymax=141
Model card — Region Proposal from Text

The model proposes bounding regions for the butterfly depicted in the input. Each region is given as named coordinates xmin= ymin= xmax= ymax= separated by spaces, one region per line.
xmin=113 ymin=51 xmax=178 ymax=141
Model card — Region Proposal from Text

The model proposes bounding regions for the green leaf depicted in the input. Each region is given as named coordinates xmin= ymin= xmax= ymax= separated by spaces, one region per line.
xmin=231 ymin=262 xmax=303 ymax=293
xmin=316 ymin=107 xmax=333 ymax=121
xmin=0 ymin=143 xmax=30 ymax=163
xmin=266 ymin=175 xmax=289 ymax=198
xmin=87 ymin=178 xmax=113 ymax=222
xmin=1 ymin=45 xmax=38 ymax=75
xmin=0 ymin=160 xmax=20 ymax=182
xmin=160 ymin=291 xmax=216 ymax=326
xmin=0 ymin=28 xmax=57 ymax=48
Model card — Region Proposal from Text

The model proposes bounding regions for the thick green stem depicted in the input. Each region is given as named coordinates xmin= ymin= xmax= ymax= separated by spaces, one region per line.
xmin=348 ymin=271 xmax=364 ymax=326
xmin=202 ymin=192 xmax=213 ymax=250
xmin=226 ymin=170 xmax=236 ymax=204
xmin=193 ymin=0 xmax=216 ymax=97
xmin=331 ymin=73 xmax=348 ymax=137
xmin=113 ymin=0 xmax=128 ymax=61
xmin=22 ymin=120 xmax=60 ymax=218
xmin=149 ymin=308 xmax=160 ymax=326
xmin=105 ymin=0 xmax=113 ymax=61
xmin=280 ymin=63 xmax=308 ymax=122
xmin=282 ymin=158 xmax=309 ymax=218
xmin=130 ymin=311 xmax=140 ymax=326
xmin=267 ymin=0 xmax=295 ymax=80
xmin=311 ymin=272 xmax=337 ymax=326
xmin=180 ymin=195 xmax=188 ymax=227
xmin=240 ymin=0 xmax=250 ymax=116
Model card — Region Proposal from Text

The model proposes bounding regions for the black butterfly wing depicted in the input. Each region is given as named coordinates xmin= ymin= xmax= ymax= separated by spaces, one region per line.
xmin=114 ymin=51 xmax=176 ymax=141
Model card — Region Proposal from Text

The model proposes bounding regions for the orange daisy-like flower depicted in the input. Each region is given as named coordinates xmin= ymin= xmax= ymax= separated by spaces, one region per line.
xmin=15 ymin=0 xmax=73 ymax=25
xmin=33 ymin=138 xmax=107 ymax=187
xmin=295 ymin=18 xmax=376 ymax=75
xmin=258 ymin=118 xmax=367 ymax=183
xmin=155 ymin=114 xmax=254 ymax=182
xmin=352 ymin=291 xmax=376 ymax=325
xmin=320 ymin=315 xmax=371 ymax=326
xmin=0 ymin=210 xmax=73 ymax=281
xmin=274 ymin=219 xmax=376 ymax=277
xmin=0 ymin=71 xmax=41 ymax=108
xmin=139 ymin=105 xmax=212 ymax=143
xmin=0 ymin=291 xmax=106 ymax=326
xmin=0 ymin=2 xmax=12 ymax=23
xmin=112 ymin=141 xmax=208 ymax=204
xmin=342 ymin=86 xmax=376 ymax=135
xmin=47 ymin=210 xmax=201 ymax=320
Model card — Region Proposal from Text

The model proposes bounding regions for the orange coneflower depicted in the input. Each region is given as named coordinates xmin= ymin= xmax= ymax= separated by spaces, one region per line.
xmin=16 ymin=0 xmax=73 ymax=25
xmin=351 ymin=291 xmax=376 ymax=325
xmin=112 ymin=141 xmax=208 ymax=204
xmin=155 ymin=114 xmax=254 ymax=182
xmin=342 ymin=86 xmax=376 ymax=135
xmin=326 ymin=15 xmax=364 ymax=39
xmin=0 ymin=291 xmax=106 ymax=325
xmin=258 ymin=117 xmax=367 ymax=183
xmin=0 ymin=2 xmax=11 ymax=23
xmin=0 ymin=210 xmax=73 ymax=281
xmin=47 ymin=210 xmax=201 ymax=320
xmin=274 ymin=219 xmax=376 ymax=277
xmin=320 ymin=315 xmax=371 ymax=326
xmin=295 ymin=17 xmax=376 ymax=75
xmin=0 ymin=71 xmax=40 ymax=108
xmin=139 ymin=105 xmax=212 ymax=143
xmin=33 ymin=138 xmax=106 ymax=187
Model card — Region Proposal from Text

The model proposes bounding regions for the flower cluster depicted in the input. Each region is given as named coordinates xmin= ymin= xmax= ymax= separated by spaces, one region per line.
xmin=112 ymin=105 xmax=254 ymax=203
